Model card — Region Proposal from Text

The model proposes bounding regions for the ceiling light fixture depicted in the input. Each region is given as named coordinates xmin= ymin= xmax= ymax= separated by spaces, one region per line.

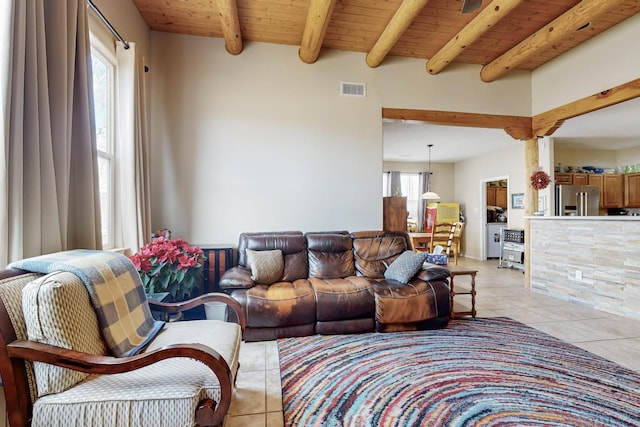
xmin=421 ymin=144 xmax=441 ymax=201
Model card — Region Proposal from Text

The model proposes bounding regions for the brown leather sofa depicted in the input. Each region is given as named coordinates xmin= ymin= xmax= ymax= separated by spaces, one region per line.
xmin=219 ymin=230 xmax=451 ymax=341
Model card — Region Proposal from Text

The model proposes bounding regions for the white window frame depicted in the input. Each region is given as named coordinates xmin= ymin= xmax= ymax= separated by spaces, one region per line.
xmin=90 ymin=39 xmax=116 ymax=249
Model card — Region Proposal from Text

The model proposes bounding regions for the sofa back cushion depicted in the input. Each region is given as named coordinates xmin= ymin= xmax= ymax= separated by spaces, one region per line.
xmin=237 ymin=232 xmax=308 ymax=281
xmin=306 ymin=233 xmax=355 ymax=279
xmin=351 ymin=231 xmax=410 ymax=278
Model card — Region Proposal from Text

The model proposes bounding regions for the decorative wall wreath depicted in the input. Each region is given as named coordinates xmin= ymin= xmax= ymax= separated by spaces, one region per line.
xmin=530 ymin=170 xmax=551 ymax=190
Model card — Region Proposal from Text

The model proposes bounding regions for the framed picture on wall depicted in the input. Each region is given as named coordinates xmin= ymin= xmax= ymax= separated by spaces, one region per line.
xmin=512 ymin=193 xmax=525 ymax=209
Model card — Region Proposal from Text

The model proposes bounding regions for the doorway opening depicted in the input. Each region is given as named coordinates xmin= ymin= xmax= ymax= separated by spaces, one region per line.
xmin=481 ymin=175 xmax=509 ymax=260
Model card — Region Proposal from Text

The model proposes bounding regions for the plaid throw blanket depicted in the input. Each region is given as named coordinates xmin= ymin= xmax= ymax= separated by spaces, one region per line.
xmin=10 ymin=250 xmax=164 ymax=357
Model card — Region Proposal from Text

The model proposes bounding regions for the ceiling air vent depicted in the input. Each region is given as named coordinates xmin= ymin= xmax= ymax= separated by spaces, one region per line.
xmin=340 ymin=81 xmax=366 ymax=98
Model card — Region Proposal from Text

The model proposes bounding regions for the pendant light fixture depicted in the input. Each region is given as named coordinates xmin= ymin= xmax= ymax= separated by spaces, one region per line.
xmin=421 ymin=144 xmax=441 ymax=201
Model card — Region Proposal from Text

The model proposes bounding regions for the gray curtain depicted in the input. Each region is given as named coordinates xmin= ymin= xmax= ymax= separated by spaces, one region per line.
xmin=1 ymin=0 xmax=102 ymax=267
xmin=417 ymin=172 xmax=431 ymax=232
xmin=386 ymin=171 xmax=402 ymax=196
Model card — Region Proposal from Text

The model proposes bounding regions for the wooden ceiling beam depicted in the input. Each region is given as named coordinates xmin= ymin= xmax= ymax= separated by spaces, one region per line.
xmin=366 ymin=0 xmax=431 ymax=68
xmin=382 ymin=108 xmax=532 ymax=140
xmin=426 ymin=0 xmax=524 ymax=75
xmin=216 ymin=0 xmax=243 ymax=54
xmin=532 ymin=77 xmax=640 ymax=137
xmin=299 ymin=0 xmax=337 ymax=64
xmin=480 ymin=0 xmax=625 ymax=82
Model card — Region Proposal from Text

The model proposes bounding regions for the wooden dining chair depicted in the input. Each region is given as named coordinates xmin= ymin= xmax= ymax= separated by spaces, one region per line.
xmin=450 ymin=222 xmax=464 ymax=264
xmin=430 ymin=222 xmax=456 ymax=256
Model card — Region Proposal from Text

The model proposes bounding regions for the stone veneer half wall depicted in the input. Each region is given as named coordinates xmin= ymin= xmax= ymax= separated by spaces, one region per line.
xmin=530 ymin=218 xmax=640 ymax=321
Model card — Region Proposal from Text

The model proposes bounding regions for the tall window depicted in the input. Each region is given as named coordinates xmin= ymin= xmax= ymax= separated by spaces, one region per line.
xmin=383 ymin=172 xmax=421 ymax=222
xmin=91 ymin=48 xmax=115 ymax=248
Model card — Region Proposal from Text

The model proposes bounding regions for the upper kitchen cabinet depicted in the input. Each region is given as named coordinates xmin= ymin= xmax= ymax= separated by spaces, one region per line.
xmin=495 ymin=187 xmax=507 ymax=209
xmin=554 ymin=173 xmax=572 ymax=185
xmin=587 ymin=174 xmax=604 ymax=208
xmin=603 ymin=174 xmax=624 ymax=208
xmin=624 ymin=173 xmax=640 ymax=208
xmin=572 ymin=173 xmax=589 ymax=186
xmin=588 ymin=174 xmax=624 ymax=208
xmin=486 ymin=184 xmax=507 ymax=209
xmin=555 ymin=172 xmax=588 ymax=185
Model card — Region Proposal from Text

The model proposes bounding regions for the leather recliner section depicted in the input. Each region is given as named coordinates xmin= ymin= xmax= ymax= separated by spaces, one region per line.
xmin=221 ymin=230 xmax=451 ymax=341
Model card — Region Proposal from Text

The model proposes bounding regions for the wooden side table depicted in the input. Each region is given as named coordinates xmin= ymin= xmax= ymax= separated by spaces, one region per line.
xmin=198 ymin=245 xmax=234 ymax=292
xmin=448 ymin=269 xmax=477 ymax=318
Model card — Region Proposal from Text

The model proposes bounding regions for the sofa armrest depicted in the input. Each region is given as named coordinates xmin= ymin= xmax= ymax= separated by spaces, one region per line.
xmin=7 ymin=340 xmax=233 ymax=425
xmin=149 ymin=293 xmax=246 ymax=332
xmin=415 ymin=265 xmax=450 ymax=282
xmin=219 ymin=266 xmax=254 ymax=290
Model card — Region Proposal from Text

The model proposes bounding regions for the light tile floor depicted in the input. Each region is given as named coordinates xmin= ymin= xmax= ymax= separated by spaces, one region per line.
xmin=223 ymin=257 xmax=640 ymax=427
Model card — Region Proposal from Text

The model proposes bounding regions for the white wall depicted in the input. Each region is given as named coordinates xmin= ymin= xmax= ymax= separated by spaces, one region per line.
xmin=150 ymin=35 xmax=384 ymax=243
xmin=553 ymin=144 xmax=640 ymax=171
xmin=616 ymin=147 xmax=640 ymax=166
xmin=532 ymin=13 xmax=640 ymax=113
xmin=454 ymin=144 xmax=526 ymax=259
xmin=149 ymin=33 xmax=531 ymax=245
xmin=554 ymin=146 xmax=618 ymax=168
xmin=377 ymin=60 xmax=532 ymax=115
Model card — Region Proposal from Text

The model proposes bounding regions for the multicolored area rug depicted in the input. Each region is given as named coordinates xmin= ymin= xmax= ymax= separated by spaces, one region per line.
xmin=278 ymin=317 xmax=640 ymax=427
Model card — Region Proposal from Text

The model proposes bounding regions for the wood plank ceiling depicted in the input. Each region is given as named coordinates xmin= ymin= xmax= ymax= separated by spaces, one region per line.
xmin=132 ymin=0 xmax=640 ymax=81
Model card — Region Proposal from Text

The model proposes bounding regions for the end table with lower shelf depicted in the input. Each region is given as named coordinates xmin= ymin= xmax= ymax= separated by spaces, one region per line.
xmin=195 ymin=244 xmax=234 ymax=292
xmin=448 ymin=269 xmax=477 ymax=318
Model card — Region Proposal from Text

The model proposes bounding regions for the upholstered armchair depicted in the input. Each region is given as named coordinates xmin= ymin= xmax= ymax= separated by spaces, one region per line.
xmin=0 ymin=251 xmax=245 ymax=427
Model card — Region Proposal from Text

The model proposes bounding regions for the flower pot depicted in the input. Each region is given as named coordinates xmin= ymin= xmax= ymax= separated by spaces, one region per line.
xmin=204 ymin=302 xmax=228 ymax=321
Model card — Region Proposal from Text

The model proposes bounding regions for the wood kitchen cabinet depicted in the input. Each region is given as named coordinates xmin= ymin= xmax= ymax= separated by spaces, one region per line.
xmin=495 ymin=187 xmax=507 ymax=209
xmin=554 ymin=173 xmax=572 ymax=184
xmin=572 ymin=173 xmax=589 ymax=185
xmin=624 ymin=173 xmax=640 ymax=208
xmin=587 ymin=174 xmax=604 ymax=208
xmin=486 ymin=187 xmax=507 ymax=209
xmin=487 ymin=187 xmax=496 ymax=206
xmin=602 ymin=174 xmax=624 ymax=208
xmin=555 ymin=172 xmax=588 ymax=185
xmin=588 ymin=174 xmax=623 ymax=208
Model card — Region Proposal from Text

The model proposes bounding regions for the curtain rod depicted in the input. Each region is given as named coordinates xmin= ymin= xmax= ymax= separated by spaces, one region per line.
xmin=384 ymin=171 xmax=428 ymax=174
xmin=86 ymin=0 xmax=130 ymax=49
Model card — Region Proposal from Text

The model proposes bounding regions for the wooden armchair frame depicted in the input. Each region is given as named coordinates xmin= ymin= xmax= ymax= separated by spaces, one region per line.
xmin=0 ymin=269 xmax=246 ymax=427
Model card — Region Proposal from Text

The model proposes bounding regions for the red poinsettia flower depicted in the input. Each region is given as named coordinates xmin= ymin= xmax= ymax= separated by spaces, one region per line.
xmin=129 ymin=234 xmax=205 ymax=300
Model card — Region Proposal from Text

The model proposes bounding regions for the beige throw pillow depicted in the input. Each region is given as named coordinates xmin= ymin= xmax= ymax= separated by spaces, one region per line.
xmin=246 ymin=249 xmax=284 ymax=285
xmin=22 ymin=271 xmax=108 ymax=396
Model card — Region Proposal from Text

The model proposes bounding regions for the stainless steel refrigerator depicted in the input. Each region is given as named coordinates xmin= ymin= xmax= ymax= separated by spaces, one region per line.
xmin=555 ymin=185 xmax=599 ymax=216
